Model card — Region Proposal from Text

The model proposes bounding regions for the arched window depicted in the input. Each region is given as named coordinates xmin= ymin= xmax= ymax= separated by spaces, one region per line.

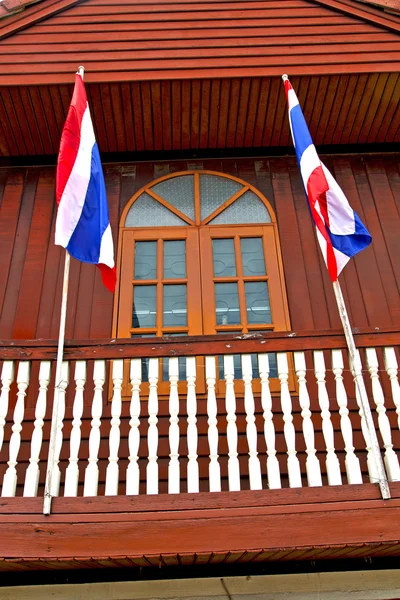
xmin=115 ymin=171 xmax=291 ymax=392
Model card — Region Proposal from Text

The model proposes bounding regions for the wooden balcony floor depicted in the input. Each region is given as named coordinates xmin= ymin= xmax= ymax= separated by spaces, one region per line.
xmin=1 ymin=483 xmax=400 ymax=572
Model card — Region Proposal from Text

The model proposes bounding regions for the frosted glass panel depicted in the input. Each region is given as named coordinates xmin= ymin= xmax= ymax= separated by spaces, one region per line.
xmin=152 ymin=175 xmax=195 ymax=220
xmin=200 ymin=174 xmax=243 ymax=220
xmin=209 ymin=190 xmax=271 ymax=225
xmin=125 ymin=193 xmax=187 ymax=227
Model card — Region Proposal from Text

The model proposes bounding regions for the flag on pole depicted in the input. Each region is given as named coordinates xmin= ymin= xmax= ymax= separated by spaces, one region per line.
xmin=55 ymin=71 xmax=116 ymax=292
xmin=283 ymin=75 xmax=372 ymax=282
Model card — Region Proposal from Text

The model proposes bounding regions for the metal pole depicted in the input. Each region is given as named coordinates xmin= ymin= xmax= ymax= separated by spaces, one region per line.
xmin=332 ymin=280 xmax=390 ymax=500
xmin=43 ymin=251 xmax=71 ymax=514
xmin=43 ymin=65 xmax=85 ymax=515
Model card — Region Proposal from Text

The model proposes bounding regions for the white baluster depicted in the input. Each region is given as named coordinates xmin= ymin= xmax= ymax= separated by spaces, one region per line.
xmin=84 ymin=360 xmax=105 ymax=497
xmin=351 ymin=350 xmax=379 ymax=484
xmin=277 ymin=353 xmax=302 ymax=488
xmin=366 ymin=348 xmax=400 ymax=482
xmin=224 ymin=355 xmax=240 ymax=491
xmin=23 ymin=361 xmax=51 ymax=497
xmin=186 ymin=356 xmax=199 ymax=493
xmin=2 ymin=361 xmax=30 ymax=497
xmin=259 ymin=354 xmax=281 ymax=489
xmin=49 ymin=361 xmax=69 ymax=497
xmin=146 ymin=358 xmax=159 ymax=495
xmin=206 ymin=356 xmax=221 ymax=492
xmin=64 ymin=361 xmax=86 ymax=497
xmin=126 ymin=359 xmax=141 ymax=495
xmin=0 ymin=361 xmax=15 ymax=453
xmin=383 ymin=347 xmax=400 ymax=432
xmin=241 ymin=354 xmax=262 ymax=490
xmin=294 ymin=352 xmax=322 ymax=487
xmin=168 ymin=357 xmax=180 ymax=494
xmin=105 ymin=360 xmax=123 ymax=496
xmin=314 ymin=351 xmax=342 ymax=486
xmin=331 ymin=350 xmax=362 ymax=484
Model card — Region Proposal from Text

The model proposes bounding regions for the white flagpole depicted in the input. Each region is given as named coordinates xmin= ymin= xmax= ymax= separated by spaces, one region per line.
xmin=332 ymin=280 xmax=390 ymax=499
xmin=43 ymin=66 xmax=85 ymax=515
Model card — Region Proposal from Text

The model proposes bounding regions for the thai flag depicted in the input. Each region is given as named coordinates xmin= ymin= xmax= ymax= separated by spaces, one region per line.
xmin=283 ymin=75 xmax=372 ymax=282
xmin=55 ymin=72 xmax=116 ymax=292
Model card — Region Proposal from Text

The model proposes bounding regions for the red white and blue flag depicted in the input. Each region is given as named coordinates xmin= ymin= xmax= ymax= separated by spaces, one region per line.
xmin=55 ymin=72 xmax=116 ymax=292
xmin=283 ymin=76 xmax=371 ymax=282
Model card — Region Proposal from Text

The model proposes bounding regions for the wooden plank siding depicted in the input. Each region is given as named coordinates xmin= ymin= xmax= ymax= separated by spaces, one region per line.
xmin=0 ymin=0 xmax=400 ymax=88
xmin=0 ymin=74 xmax=399 ymax=157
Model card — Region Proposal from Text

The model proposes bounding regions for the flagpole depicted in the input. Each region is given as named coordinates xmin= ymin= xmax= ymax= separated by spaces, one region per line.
xmin=332 ymin=280 xmax=390 ymax=499
xmin=43 ymin=66 xmax=85 ymax=515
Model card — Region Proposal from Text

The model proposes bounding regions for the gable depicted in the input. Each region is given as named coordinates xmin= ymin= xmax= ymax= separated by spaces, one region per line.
xmin=0 ymin=0 xmax=399 ymax=85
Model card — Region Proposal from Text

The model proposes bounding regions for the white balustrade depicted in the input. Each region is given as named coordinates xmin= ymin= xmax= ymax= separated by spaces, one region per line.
xmin=0 ymin=361 xmax=15 ymax=454
xmin=1 ymin=361 xmax=30 ymax=497
xmin=241 ymin=354 xmax=262 ymax=490
xmin=294 ymin=352 xmax=322 ymax=487
xmin=366 ymin=348 xmax=400 ymax=482
xmin=314 ymin=351 xmax=342 ymax=486
xmin=224 ymin=355 xmax=240 ymax=491
xmin=64 ymin=361 xmax=86 ymax=497
xmin=126 ymin=359 xmax=141 ymax=495
xmin=23 ymin=361 xmax=51 ymax=497
xmin=259 ymin=353 xmax=281 ymax=489
xmin=146 ymin=358 xmax=159 ymax=495
xmin=205 ymin=356 xmax=221 ymax=492
xmin=49 ymin=361 xmax=69 ymax=497
xmin=186 ymin=357 xmax=199 ymax=493
xmin=105 ymin=359 xmax=124 ymax=495
xmin=84 ymin=360 xmax=105 ymax=497
xmin=168 ymin=357 xmax=180 ymax=494
xmin=331 ymin=350 xmax=362 ymax=484
xmin=277 ymin=353 xmax=302 ymax=488
xmin=383 ymin=347 xmax=400 ymax=432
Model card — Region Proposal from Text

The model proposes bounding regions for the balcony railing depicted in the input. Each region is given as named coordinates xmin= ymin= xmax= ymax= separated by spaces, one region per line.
xmin=0 ymin=328 xmax=399 ymax=501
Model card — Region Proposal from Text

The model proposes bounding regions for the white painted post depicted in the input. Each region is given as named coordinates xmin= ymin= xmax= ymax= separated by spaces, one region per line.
xmin=241 ymin=354 xmax=262 ymax=490
xmin=259 ymin=354 xmax=281 ymax=489
xmin=146 ymin=358 xmax=159 ymax=495
xmin=366 ymin=348 xmax=400 ymax=482
xmin=83 ymin=360 xmax=105 ymax=497
xmin=50 ymin=361 xmax=69 ymax=497
xmin=64 ymin=360 xmax=86 ymax=497
xmin=24 ymin=361 xmax=51 ymax=497
xmin=384 ymin=347 xmax=400 ymax=432
xmin=2 ymin=361 xmax=30 ymax=497
xmin=314 ymin=350 xmax=342 ymax=486
xmin=105 ymin=359 xmax=124 ymax=496
xmin=205 ymin=356 xmax=221 ymax=492
xmin=294 ymin=351 xmax=322 ymax=487
xmin=126 ymin=359 xmax=141 ymax=495
xmin=277 ymin=352 xmax=302 ymax=488
xmin=168 ymin=357 xmax=180 ymax=494
xmin=224 ymin=355 xmax=240 ymax=491
xmin=0 ymin=361 xmax=15 ymax=454
xmin=331 ymin=349 xmax=362 ymax=484
xmin=186 ymin=356 xmax=199 ymax=493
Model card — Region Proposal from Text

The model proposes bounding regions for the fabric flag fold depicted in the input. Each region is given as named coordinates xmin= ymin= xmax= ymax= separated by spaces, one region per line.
xmin=283 ymin=75 xmax=372 ymax=282
xmin=55 ymin=72 xmax=116 ymax=292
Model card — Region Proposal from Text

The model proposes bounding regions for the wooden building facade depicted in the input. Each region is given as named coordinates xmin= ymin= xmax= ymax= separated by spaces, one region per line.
xmin=0 ymin=0 xmax=400 ymax=596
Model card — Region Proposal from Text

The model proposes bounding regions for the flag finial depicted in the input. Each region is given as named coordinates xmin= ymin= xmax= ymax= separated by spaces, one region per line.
xmin=282 ymin=74 xmax=289 ymax=82
xmin=77 ymin=66 xmax=85 ymax=77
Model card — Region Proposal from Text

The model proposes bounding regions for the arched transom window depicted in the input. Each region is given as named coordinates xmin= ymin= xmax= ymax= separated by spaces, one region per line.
xmin=116 ymin=171 xmax=291 ymax=391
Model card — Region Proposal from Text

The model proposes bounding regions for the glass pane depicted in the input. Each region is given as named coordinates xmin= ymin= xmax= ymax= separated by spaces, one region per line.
xmin=200 ymin=174 xmax=243 ymax=220
xmin=215 ymin=282 xmax=241 ymax=325
xmin=132 ymin=285 xmax=156 ymax=328
xmin=212 ymin=238 xmax=236 ymax=277
xmin=163 ymin=284 xmax=187 ymax=326
xmin=245 ymin=281 xmax=272 ymax=324
xmin=125 ymin=192 xmax=187 ymax=227
xmin=241 ymin=238 xmax=266 ymax=276
xmin=134 ymin=241 xmax=156 ymax=280
xmin=209 ymin=190 xmax=271 ymax=224
xmin=164 ymin=240 xmax=186 ymax=279
xmin=151 ymin=175 xmax=195 ymax=220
